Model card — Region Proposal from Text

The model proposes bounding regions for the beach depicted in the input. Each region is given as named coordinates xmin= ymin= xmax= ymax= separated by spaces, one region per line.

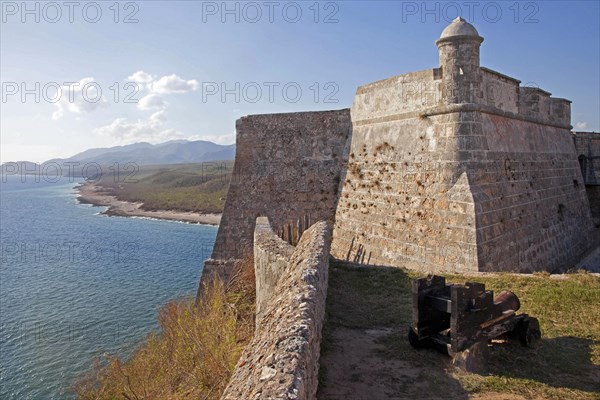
xmin=76 ymin=181 xmax=222 ymax=225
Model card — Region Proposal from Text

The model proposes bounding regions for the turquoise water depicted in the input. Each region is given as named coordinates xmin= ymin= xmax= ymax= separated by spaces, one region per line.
xmin=0 ymin=177 xmax=217 ymax=399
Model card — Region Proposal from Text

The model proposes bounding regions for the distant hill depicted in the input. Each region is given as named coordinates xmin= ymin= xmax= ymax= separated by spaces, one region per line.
xmin=57 ymin=142 xmax=156 ymax=162
xmin=45 ymin=140 xmax=235 ymax=166
xmin=1 ymin=140 xmax=236 ymax=180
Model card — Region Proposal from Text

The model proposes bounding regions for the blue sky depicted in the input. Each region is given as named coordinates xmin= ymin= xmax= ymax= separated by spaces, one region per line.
xmin=1 ymin=0 xmax=599 ymax=162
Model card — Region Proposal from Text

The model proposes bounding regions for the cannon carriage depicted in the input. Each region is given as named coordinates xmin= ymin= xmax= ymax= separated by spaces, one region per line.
xmin=408 ymin=275 xmax=541 ymax=370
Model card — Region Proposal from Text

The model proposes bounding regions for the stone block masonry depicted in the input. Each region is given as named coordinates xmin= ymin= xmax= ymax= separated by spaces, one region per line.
xmin=330 ymin=17 xmax=593 ymax=273
xmin=204 ymin=15 xmax=598 ymax=400
xmin=221 ymin=219 xmax=330 ymax=400
xmin=573 ymin=131 xmax=600 ymax=185
xmin=573 ymin=131 xmax=600 ymax=226
xmin=203 ymin=109 xmax=351 ymax=281
xmin=254 ymin=216 xmax=294 ymax=324
xmin=204 ymin=16 xmax=595 ymax=283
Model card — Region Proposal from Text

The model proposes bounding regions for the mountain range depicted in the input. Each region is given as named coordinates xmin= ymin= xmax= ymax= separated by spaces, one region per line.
xmin=4 ymin=140 xmax=235 ymax=168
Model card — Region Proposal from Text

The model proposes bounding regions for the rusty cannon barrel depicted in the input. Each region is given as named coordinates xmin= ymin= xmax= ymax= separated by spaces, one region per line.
xmin=493 ymin=290 xmax=521 ymax=312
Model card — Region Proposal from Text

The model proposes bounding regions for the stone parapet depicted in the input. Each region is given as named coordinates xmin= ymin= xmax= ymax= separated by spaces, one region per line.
xmin=222 ymin=219 xmax=331 ymax=400
xmin=254 ymin=216 xmax=295 ymax=323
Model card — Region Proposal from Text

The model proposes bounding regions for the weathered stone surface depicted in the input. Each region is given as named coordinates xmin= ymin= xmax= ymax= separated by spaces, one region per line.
xmin=202 ymin=17 xmax=600 ymax=399
xmin=203 ymin=110 xmax=351 ymax=280
xmin=329 ymin=19 xmax=593 ymax=273
xmin=254 ymin=216 xmax=294 ymax=324
xmin=221 ymin=220 xmax=330 ymax=400
xmin=573 ymin=131 xmax=600 ymax=226
xmin=204 ymin=18 xmax=593 ymax=281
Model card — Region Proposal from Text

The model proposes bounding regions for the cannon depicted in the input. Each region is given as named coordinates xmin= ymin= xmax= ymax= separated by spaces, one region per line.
xmin=408 ymin=275 xmax=541 ymax=371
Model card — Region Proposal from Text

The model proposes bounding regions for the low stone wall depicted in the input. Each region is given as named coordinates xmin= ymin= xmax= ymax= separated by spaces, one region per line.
xmin=222 ymin=219 xmax=331 ymax=400
xmin=254 ymin=216 xmax=295 ymax=323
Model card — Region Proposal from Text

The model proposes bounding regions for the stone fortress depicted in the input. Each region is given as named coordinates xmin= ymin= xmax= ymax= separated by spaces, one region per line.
xmin=205 ymin=17 xmax=597 ymax=277
xmin=204 ymin=18 xmax=600 ymax=398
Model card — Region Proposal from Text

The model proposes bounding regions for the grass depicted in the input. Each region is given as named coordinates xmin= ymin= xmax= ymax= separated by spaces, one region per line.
xmin=320 ymin=262 xmax=600 ymax=399
xmin=94 ymin=162 xmax=233 ymax=214
xmin=75 ymin=257 xmax=255 ymax=400
xmin=449 ymin=272 xmax=600 ymax=399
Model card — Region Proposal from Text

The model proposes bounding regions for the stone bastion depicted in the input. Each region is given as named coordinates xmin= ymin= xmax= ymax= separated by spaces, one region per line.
xmin=206 ymin=18 xmax=599 ymax=400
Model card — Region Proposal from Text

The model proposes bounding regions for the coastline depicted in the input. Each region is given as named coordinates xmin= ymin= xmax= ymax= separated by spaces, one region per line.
xmin=75 ymin=181 xmax=221 ymax=226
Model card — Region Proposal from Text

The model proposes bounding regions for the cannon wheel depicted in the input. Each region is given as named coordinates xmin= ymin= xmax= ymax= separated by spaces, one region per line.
xmin=408 ymin=327 xmax=433 ymax=349
xmin=518 ymin=316 xmax=541 ymax=347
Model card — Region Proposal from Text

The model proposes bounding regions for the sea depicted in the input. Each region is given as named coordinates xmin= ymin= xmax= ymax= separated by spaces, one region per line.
xmin=0 ymin=176 xmax=217 ymax=399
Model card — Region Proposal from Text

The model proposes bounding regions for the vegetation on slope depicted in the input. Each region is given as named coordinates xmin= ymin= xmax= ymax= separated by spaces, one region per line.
xmin=75 ymin=258 xmax=254 ymax=399
xmin=94 ymin=162 xmax=233 ymax=214
xmin=320 ymin=263 xmax=600 ymax=399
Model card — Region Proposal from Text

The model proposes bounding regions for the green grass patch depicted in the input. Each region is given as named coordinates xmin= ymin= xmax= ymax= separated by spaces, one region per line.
xmin=321 ymin=262 xmax=600 ymax=399
xmin=95 ymin=162 xmax=233 ymax=214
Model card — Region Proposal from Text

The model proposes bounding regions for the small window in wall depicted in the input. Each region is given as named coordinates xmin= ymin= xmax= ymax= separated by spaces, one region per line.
xmin=578 ymin=155 xmax=587 ymax=181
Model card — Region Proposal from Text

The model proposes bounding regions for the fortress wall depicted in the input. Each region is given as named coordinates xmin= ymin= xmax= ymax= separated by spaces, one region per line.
xmin=480 ymin=68 xmax=519 ymax=113
xmin=573 ymin=131 xmax=600 ymax=226
xmin=519 ymin=87 xmax=551 ymax=118
xmin=331 ymin=71 xmax=593 ymax=272
xmin=469 ymin=113 xmax=594 ymax=271
xmin=204 ymin=20 xmax=593 ymax=280
xmin=585 ymin=186 xmax=600 ymax=227
xmin=222 ymin=221 xmax=330 ymax=400
xmin=549 ymin=98 xmax=571 ymax=127
xmin=254 ymin=217 xmax=294 ymax=324
xmin=203 ymin=109 xmax=351 ymax=279
xmin=517 ymin=88 xmax=571 ymax=128
xmin=574 ymin=131 xmax=600 ymax=183
xmin=331 ymin=76 xmax=480 ymax=272
xmin=352 ymin=69 xmax=442 ymax=119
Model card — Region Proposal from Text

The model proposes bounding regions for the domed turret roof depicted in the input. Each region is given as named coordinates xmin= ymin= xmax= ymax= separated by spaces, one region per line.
xmin=436 ymin=17 xmax=483 ymax=45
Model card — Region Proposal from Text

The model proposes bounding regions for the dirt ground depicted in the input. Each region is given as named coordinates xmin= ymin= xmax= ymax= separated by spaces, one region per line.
xmin=318 ymin=326 xmax=469 ymax=400
xmin=317 ymin=262 xmax=467 ymax=399
xmin=316 ymin=262 xmax=600 ymax=400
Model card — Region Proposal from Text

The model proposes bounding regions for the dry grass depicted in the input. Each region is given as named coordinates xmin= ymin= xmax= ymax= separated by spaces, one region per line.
xmin=75 ymin=258 xmax=255 ymax=400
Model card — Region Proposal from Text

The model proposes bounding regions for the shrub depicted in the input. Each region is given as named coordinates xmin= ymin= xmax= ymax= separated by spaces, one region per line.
xmin=76 ymin=258 xmax=255 ymax=399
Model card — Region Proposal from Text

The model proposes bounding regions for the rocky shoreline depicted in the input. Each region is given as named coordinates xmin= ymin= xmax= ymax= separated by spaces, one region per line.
xmin=75 ymin=181 xmax=221 ymax=226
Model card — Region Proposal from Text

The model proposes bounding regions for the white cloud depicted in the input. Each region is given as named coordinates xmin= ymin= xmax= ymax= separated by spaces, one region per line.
xmin=576 ymin=121 xmax=589 ymax=130
xmin=149 ymin=74 xmax=199 ymax=94
xmin=97 ymin=72 xmax=200 ymax=144
xmin=94 ymin=111 xmax=185 ymax=144
xmin=138 ymin=93 xmax=166 ymax=111
xmin=126 ymin=71 xmax=199 ymax=99
xmin=150 ymin=110 xmax=167 ymax=123
xmin=127 ymin=70 xmax=154 ymax=84
xmin=52 ymin=77 xmax=108 ymax=120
